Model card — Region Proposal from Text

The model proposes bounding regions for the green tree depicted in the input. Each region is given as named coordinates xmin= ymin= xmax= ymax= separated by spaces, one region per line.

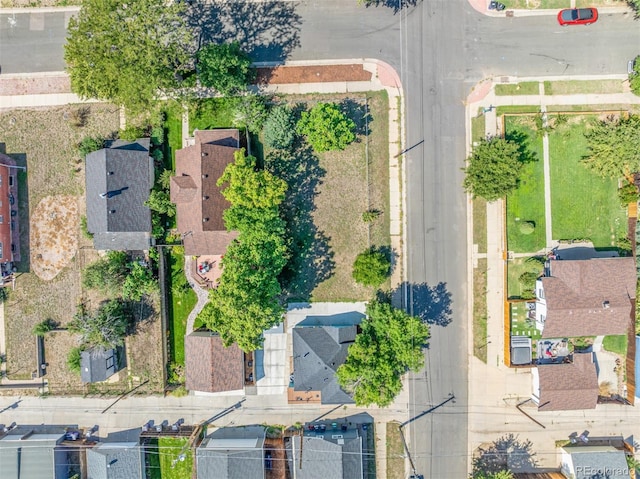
xmin=627 ymin=0 xmax=640 ymax=18
xmin=233 ymin=94 xmax=269 ymax=134
xmin=352 ymin=247 xmax=391 ymax=287
xmin=158 ymin=169 xmax=174 ymax=190
xmin=197 ymin=152 xmax=288 ymax=351
xmin=78 ymin=136 xmax=104 ymax=158
xmin=32 ymin=319 xmax=57 ymax=337
xmin=64 ymin=0 xmax=192 ymax=112
xmin=463 ymin=137 xmax=526 ymax=201
xmin=82 ymin=251 xmax=128 ymax=295
xmin=630 ymin=55 xmax=640 ymax=96
xmin=297 ymin=103 xmax=356 ymax=152
xmin=145 ymin=189 xmax=176 ymax=217
xmin=472 ymin=471 xmax=515 ymax=479
xmin=336 ymin=301 xmax=430 ymax=407
xmin=582 ymin=115 xmax=640 ymax=178
xmin=197 ymin=42 xmax=253 ymax=95
xmin=122 ymin=262 xmax=158 ymax=301
xmin=68 ymin=300 xmax=131 ymax=349
xmin=264 ymin=105 xmax=297 ymax=149
xmin=67 ymin=347 xmax=83 ymax=374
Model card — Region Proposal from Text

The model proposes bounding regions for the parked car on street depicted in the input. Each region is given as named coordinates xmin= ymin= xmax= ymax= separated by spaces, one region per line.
xmin=557 ymin=8 xmax=598 ymax=26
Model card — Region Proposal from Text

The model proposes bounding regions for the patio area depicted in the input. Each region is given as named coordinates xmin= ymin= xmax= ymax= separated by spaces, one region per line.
xmin=191 ymin=255 xmax=223 ymax=289
xmin=537 ymin=338 xmax=571 ymax=365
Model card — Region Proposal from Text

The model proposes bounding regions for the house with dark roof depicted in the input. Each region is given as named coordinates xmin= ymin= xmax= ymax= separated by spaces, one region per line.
xmin=286 ymin=430 xmax=364 ymax=479
xmin=560 ymin=445 xmax=631 ymax=479
xmin=532 ymin=352 xmax=598 ymax=411
xmin=85 ymin=139 xmax=154 ymax=251
xmin=534 ymin=258 xmax=636 ymax=338
xmin=170 ymin=130 xmax=240 ymax=256
xmin=86 ymin=442 xmax=144 ymax=479
xmin=291 ymin=314 xmax=362 ymax=404
xmin=0 ymin=152 xmax=21 ymax=286
xmin=196 ymin=426 xmax=266 ymax=479
xmin=80 ymin=348 xmax=122 ymax=383
xmin=185 ymin=330 xmax=246 ymax=394
xmin=0 ymin=425 xmax=70 ymax=479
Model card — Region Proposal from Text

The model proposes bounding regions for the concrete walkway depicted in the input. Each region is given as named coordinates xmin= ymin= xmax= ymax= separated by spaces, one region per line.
xmin=183 ymin=255 xmax=210 ymax=336
xmin=466 ymin=76 xmax=640 ymax=468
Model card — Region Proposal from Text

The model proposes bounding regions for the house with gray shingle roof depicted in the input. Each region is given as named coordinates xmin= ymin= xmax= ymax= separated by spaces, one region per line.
xmin=80 ymin=348 xmax=122 ymax=383
xmin=292 ymin=315 xmax=362 ymax=404
xmin=85 ymin=139 xmax=154 ymax=251
xmin=560 ymin=445 xmax=631 ymax=479
xmin=86 ymin=442 xmax=144 ymax=479
xmin=286 ymin=431 xmax=364 ymax=479
xmin=0 ymin=425 xmax=69 ymax=479
xmin=196 ymin=426 xmax=265 ymax=479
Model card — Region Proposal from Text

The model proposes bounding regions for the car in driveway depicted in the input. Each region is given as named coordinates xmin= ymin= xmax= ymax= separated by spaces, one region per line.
xmin=557 ymin=8 xmax=598 ymax=26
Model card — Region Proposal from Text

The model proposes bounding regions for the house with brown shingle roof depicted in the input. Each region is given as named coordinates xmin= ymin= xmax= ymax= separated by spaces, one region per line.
xmin=532 ymin=352 xmax=598 ymax=411
xmin=185 ymin=331 xmax=246 ymax=394
xmin=534 ymin=257 xmax=636 ymax=338
xmin=170 ymin=130 xmax=240 ymax=257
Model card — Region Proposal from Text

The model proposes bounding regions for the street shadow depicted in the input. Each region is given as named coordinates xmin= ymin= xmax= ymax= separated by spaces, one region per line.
xmin=472 ymin=434 xmax=538 ymax=474
xmin=394 ymin=281 xmax=453 ymax=327
xmin=266 ymin=146 xmax=335 ymax=301
xmin=186 ymin=1 xmax=302 ymax=62
xmin=341 ymin=98 xmax=373 ymax=138
xmin=362 ymin=0 xmax=422 ymax=15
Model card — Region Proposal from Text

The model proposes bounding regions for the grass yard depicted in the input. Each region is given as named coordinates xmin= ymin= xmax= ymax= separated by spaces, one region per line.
xmin=506 ymin=256 xmax=544 ymax=300
xmin=504 ymin=116 xmax=545 ymax=253
xmin=189 ymin=97 xmax=241 ymax=134
xmin=471 ymin=114 xmax=486 ymax=143
xmin=146 ymin=437 xmax=193 ymax=479
xmin=544 ymin=80 xmax=626 ymax=95
xmin=496 ymin=105 xmax=540 ymax=115
xmin=473 ymin=197 xmax=487 ymax=254
xmin=495 ymin=82 xmax=539 ymax=96
xmin=510 ymin=302 xmax=542 ymax=340
xmin=167 ymin=250 xmax=198 ymax=366
xmin=548 ymin=115 xmax=627 ymax=248
xmin=473 ymin=259 xmax=488 ymax=362
xmin=163 ymin=102 xmax=183 ymax=169
xmin=386 ymin=422 xmax=405 ymax=479
xmin=500 ymin=0 xmax=621 ymax=8
xmin=602 ymin=335 xmax=627 ymax=356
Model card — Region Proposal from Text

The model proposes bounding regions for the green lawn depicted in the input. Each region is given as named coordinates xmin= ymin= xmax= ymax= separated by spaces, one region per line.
xmin=495 ymin=82 xmax=539 ymax=96
xmin=164 ymin=103 xmax=183 ymax=169
xmin=157 ymin=437 xmax=193 ymax=479
xmin=168 ymin=250 xmax=198 ymax=366
xmin=548 ymin=116 xmax=627 ymax=248
xmin=473 ymin=197 xmax=487 ymax=254
xmin=510 ymin=302 xmax=542 ymax=340
xmin=189 ymin=97 xmax=241 ymax=134
xmin=602 ymin=335 xmax=627 ymax=356
xmin=544 ymin=80 xmax=626 ymax=95
xmin=505 ymin=116 xmax=546 ymax=253
xmin=507 ymin=256 xmax=544 ymax=300
xmin=473 ymin=259 xmax=488 ymax=363
xmin=471 ymin=114 xmax=486 ymax=144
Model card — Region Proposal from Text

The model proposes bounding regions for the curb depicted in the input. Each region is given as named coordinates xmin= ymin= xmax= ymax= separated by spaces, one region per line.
xmin=0 ymin=5 xmax=80 ymax=13
xmin=468 ymin=0 xmax=632 ymax=17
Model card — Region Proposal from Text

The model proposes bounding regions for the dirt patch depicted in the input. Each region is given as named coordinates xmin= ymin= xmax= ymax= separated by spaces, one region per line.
xmin=264 ymin=437 xmax=287 ymax=479
xmin=255 ymin=65 xmax=372 ymax=85
xmin=30 ymin=195 xmax=78 ymax=281
xmin=0 ymin=75 xmax=71 ymax=96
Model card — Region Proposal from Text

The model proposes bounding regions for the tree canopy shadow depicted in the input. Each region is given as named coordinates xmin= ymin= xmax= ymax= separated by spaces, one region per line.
xmin=503 ymin=129 xmax=537 ymax=165
xmin=266 ymin=145 xmax=335 ymax=301
xmin=341 ymin=98 xmax=373 ymax=138
xmin=186 ymin=1 xmax=302 ymax=62
xmin=394 ymin=281 xmax=453 ymax=327
xmin=363 ymin=0 xmax=422 ymax=15
xmin=472 ymin=434 xmax=538 ymax=475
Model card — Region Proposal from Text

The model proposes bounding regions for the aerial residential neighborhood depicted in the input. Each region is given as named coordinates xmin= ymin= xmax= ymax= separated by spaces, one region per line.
xmin=0 ymin=0 xmax=639 ymax=478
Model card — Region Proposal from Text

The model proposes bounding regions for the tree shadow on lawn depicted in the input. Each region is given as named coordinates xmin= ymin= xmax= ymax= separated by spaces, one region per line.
xmin=392 ymin=281 xmax=453 ymax=327
xmin=341 ymin=98 xmax=373 ymax=138
xmin=504 ymin=129 xmax=538 ymax=166
xmin=187 ymin=1 xmax=302 ymax=63
xmin=266 ymin=145 xmax=335 ymax=301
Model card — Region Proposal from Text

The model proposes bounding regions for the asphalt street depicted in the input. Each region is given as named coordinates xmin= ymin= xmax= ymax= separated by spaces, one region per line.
xmin=2 ymin=1 xmax=640 ymax=477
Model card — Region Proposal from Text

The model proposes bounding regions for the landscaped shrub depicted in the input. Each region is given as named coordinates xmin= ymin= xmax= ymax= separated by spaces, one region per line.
xmin=80 ymin=215 xmax=93 ymax=240
xmin=67 ymin=347 xmax=83 ymax=374
xmin=519 ymin=221 xmax=535 ymax=235
xmin=233 ymin=94 xmax=268 ymax=134
xmin=352 ymin=247 xmax=391 ymax=287
xmin=263 ymin=105 xmax=296 ymax=149
xmin=518 ymin=271 xmax=539 ymax=298
xmin=69 ymin=106 xmax=90 ymax=128
xmin=297 ymin=102 xmax=356 ymax=152
xmin=362 ymin=209 xmax=382 ymax=223
xmin=32 ymin=319 xmax=57 ymax=337
xmin=618 ymin=182 xmax=639 ymax=205
xmin=77 ymin=136 xmax=104 ymax=158
xmin=119 ymin=125 xmax=145 ymax=141
xmin=150 ymin=125 xmax=165 ymax=146
xmin=630 ymin=54 xmax=640 ymax=96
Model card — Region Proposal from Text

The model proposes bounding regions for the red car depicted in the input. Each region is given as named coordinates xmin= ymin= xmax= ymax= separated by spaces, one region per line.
xmin=557 ymin=8 xmax=598 ymax=26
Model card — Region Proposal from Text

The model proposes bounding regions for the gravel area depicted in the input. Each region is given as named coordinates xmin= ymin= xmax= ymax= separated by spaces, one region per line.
xmin=0 ymin=75 xmax=72 ymax=97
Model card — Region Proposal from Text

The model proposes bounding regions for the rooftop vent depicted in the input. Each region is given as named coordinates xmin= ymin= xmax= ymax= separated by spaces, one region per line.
xmin=602 ymin=300 xmax=610 ymax=309
xmin=203 ymin=218 xmax=209 ymax=223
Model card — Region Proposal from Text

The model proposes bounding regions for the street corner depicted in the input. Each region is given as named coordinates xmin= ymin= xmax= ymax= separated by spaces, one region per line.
xmin=370 ymin=59 xmax=403 ymax=91
xmin=466 ymin=79 xmax=493 ymax=105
